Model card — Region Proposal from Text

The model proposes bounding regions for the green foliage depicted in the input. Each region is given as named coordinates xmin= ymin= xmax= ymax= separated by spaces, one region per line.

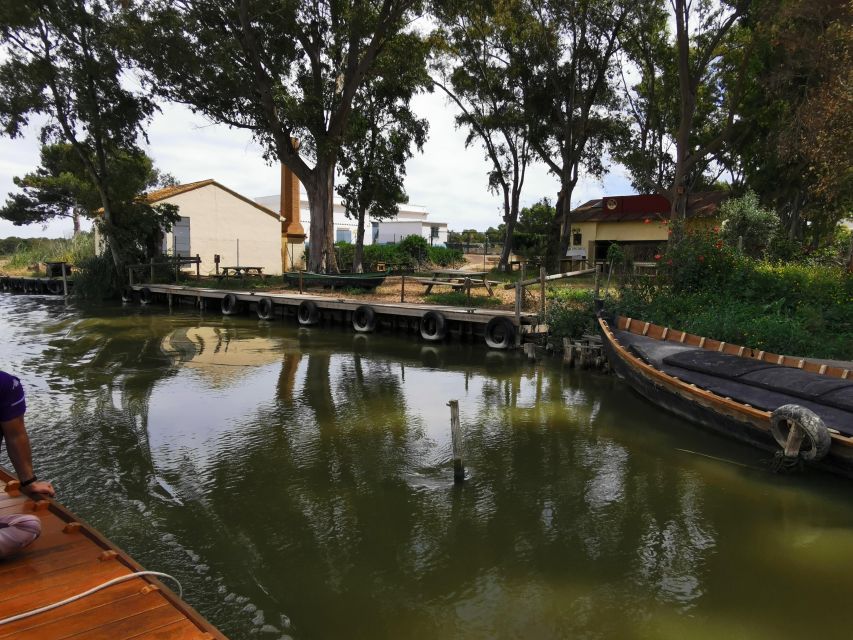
xmin=513 ymin=198 xmax=556 ymax=262
xmin=618 ymin=248 xmax=853 ymax=359
xmin=1 ymin=233 xmax=94 ymax=272
xmin=657 ymin=222 xmax=740 ymax=293
xmin=719 ymin=191 xmax=779 ymax=257
xmin=335 ymin=239 xmax=462 ymax=272
xmin=545 ymin=288 xmax=597 ymax=340
xmin=72 ymin=254 xmax=117 ymax=300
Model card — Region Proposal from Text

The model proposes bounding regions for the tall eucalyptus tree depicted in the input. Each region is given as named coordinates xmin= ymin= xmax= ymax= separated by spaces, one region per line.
xmin=433 ymin=0 xmax=532 ymax=272
xmin=135 ymin=0 xmax=425 ymax=273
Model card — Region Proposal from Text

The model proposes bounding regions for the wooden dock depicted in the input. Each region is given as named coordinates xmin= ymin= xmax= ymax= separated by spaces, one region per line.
xmin=0 ymin=276 xmax=70 ymax=296
xmin=0 ymin=467 xmax=226 ymax=639
xmin=129 ymin=284 xmax=541 ymax=349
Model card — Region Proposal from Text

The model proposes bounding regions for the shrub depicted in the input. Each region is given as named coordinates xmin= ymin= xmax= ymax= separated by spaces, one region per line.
xmin=427 ymin=246 xmax=463 ymax=267
xmin=545 ymin=288 xmax=597 ymax=340
xmin=719 ymin=191 xmax=779 ymax=257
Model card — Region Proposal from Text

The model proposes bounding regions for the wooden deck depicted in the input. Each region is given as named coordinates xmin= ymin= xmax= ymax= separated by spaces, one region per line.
xmin=0 ymin=467 xmax=226 ymax=640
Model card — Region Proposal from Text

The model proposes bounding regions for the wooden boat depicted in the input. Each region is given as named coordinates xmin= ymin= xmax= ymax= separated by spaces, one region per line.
xmin=0 ymin=466 xmax=227 ymax=638
xmin=599 ymin=314 xmax=853 ymax=477
xmin=284 ymin=270 xmax=389 ymax=289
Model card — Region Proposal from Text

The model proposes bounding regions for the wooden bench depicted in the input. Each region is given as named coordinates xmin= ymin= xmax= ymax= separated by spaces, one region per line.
xmin=411 ymin=275 xmax=499 ymax=297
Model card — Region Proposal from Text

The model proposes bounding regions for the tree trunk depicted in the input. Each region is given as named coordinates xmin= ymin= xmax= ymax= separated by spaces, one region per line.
xmin=72 ymin=208 xmax=81 ymax=237
xmin=353 ymin=208 xmax=366 ymax=273
xmin=304 ymin=162 xmax=339 ymax=273
xmin=499 ymin=187 xmax=521 ymax=273
xmin=556 ymin=180 xmax=576 ymax=269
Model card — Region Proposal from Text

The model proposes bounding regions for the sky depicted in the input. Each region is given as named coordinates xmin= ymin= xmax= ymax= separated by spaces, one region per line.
xmin=0 ymin=89 xmax=635 ymax=239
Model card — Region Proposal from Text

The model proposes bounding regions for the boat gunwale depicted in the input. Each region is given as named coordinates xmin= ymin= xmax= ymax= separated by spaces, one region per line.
xmin=599 ymin=317 xmax=853 ymax=451
xmin=615 ymin=315 xmax=851 ymax=380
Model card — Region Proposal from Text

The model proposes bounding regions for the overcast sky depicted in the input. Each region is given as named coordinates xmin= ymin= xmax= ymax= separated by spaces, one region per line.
xmin=0 ymin=89 xmax=635 ymax=239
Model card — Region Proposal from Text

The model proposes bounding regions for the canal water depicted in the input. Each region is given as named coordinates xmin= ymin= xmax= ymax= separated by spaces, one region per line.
xmin=2 ymin=294 xmax=853 ymax=639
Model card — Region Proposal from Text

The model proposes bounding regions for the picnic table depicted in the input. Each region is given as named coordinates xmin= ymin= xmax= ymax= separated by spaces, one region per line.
xmin=414 ymin=269 xmax=497 ymax=296
xmin=218 ymin=265 xmax=265 ymax=280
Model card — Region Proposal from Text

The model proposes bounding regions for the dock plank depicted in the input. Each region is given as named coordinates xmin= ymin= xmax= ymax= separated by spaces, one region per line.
xmin=0 ymin=466 xmax=227 ymax=639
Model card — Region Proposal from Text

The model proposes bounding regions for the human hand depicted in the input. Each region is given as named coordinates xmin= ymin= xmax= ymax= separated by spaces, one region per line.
xmin=26 ymin=480 xmax=55 ymax=497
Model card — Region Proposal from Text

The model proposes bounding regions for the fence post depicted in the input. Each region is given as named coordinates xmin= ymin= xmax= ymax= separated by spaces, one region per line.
xmin=448 ymin=400 xmax=465 ymax=483
xmin=539 ymin=266 xmax=546 ymax=317
xmin=149 ymin=257 xmax=155 ymax=284
xmin=196 ymin=254 xmax=200 ymax=280
xmin=594 ymin=263 xmax=601 ymax=299
xmin=400 ymin=274 xmax=405 ymax=303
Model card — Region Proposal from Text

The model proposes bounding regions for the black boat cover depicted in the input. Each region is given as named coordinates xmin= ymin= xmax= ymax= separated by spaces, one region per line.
xmin=613 ymin=329 xmax=853 ymax=436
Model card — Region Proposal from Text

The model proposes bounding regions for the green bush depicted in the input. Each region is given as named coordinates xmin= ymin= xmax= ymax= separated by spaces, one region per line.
xmin=2 ymin=233 xmax=95 ymax=271
xmin=545 ymin=288 xmax=597 ymax=340
xmin=719 ymin=191 xmax=779 ymax=258
xmin=427 ymin=246 xmax=463 ymax=267
xmin=334 ymin=238 xmax=463 ymax=272
xmin=72 ymin=254 xmax=118 ymax=299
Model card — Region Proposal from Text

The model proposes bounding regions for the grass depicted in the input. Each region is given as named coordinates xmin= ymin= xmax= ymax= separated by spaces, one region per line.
xmin=424 ymin=290 xmax=505 ymax=308
xmin=0 ymin=234 xmax=94 ymax=275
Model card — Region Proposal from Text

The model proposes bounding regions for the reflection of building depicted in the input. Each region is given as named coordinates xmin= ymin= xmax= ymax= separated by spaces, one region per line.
xmin=569 ymin=193 xmax=726 ymax=265
xmin=161 ymin=326 xmax=290 ymax=387
xmin=254 ymin=193 xmax=449 ymax=249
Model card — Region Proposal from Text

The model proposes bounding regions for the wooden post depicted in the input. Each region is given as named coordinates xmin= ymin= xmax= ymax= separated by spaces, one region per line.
xmin=514 ymin=281 xmax=521 ymax=323
xmin=737 ymin=235 xmax=744 ymax=253
xmin=61 ymin=263 xmax=68 ymax=298
xmin=299 ymin=270 xmax=303 ymax=294
xmin=465 ymin=277 xmax=471 ymax=305
xmin=563 ymin=337 xmax=574 ymax=365
xmin=539 ymin=266 xmax=546 ymax=317
xmin=400 ymin=274 xmax=405 ymax=302
xmin=196 ymin=254 xmax=200 ymax=280
xmin=128 ymin=267 xmax=134 ymax=286
xmin=448 ymin=400 xmax=465 ymax=483
xmin=149 ymin=257 xmax=155 ymax=283
xmin=594 ymin=264 xmax=601 ymax=299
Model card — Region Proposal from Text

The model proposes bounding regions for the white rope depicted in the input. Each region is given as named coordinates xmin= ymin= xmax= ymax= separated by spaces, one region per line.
xmin=0 ymin=571 xmax=183 ymax=626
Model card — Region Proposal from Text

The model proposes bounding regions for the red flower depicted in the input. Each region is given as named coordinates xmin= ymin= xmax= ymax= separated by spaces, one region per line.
xmin=667 ymin=259 xmax=673 ymax=266
xmin=715 ymin=240 xmax=723 ymax=249
xmin=654 ymin=254 xmax=662 ymax=261
xmin=643 ymin=218 xmax=651 ymax=224
xmin=668 ymin=229 xmax=673 ymax=235
xmin=698 ymin=255 xmax=705 ymax=262
xmin=713 ymin=227 xmax=720 ymax=233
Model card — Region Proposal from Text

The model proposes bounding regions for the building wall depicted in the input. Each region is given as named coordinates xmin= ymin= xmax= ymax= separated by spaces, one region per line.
xmin=375 ymin=221 xmax=423 ymax=244
xmin=162 ymin=186 xmax=282 ymax=275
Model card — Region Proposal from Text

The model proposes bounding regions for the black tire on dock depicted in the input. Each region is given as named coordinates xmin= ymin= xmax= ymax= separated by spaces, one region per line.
xmin=419 ymin=311 xmax=447 ymax=342
xmin=257 ymin=296 xmax=275 ymax=320
xmin=484 ymin=316 xmax=516 ymax=350
xmin=46 ymin=280 xmax=63 ymax=295
xmin=221 ymin=293 xmax=241 ymax=315
xmin=352 ymin=305 xmax=377 ymax=333
xmin=139 ymin=287 xmax=153 ymax=305
xmin=297 ymin=300 xmax=320 ymax=326
xmin=770 ymin=404 xmax=831 ymax=462
xmin=121 ymin=286 xmax=134 ymax=303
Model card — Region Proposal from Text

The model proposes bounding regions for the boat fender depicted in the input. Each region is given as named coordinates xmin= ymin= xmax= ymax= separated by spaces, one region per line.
xmin=121 ymin=286 xmax=134 ymax=303
xmin=256 ymin=296 xmax=275 ymax=320
xmin=221 ymin=293 xmax=241 ymax=315
xmin=419 ymin=310 xmax=447 ymax=342
xmin=46 ymin=280 xmax=63 ymax=295
xmin=352 ymin=305 xmax=377 ymax=333
xmin=484 ymin=316 xmax=516 ymax=350
xmin=297 ymin=300 xmax=320 ymax=326
xmin=139 ymin=287 xmax=153 ymax=305
xmin=770 ymin=404 xmax=831 ymax=462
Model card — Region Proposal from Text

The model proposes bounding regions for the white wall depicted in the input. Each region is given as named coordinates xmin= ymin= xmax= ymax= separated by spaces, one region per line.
xmin=162 ymin=186 xmax=282 ymax=275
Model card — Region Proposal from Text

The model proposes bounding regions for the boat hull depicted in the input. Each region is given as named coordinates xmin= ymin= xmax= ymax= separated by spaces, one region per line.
xmin=599 ymin=316 xmax=853 ymax=479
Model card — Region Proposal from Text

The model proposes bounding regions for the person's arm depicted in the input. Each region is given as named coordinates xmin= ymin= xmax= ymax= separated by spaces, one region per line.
xmin=1 ymin=416 xmax=55 ymax=497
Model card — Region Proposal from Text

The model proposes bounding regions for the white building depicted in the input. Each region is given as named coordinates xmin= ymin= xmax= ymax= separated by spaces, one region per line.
xmin=150 ymin=180 xmax=283 ymax=275
xmin=254 ymin=193 xmax=448 ymax=247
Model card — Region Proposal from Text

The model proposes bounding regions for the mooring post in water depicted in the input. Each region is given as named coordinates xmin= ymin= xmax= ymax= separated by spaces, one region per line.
xmin=150 ymin=257 xmax=155 ymax=284
xmin=514 ymin=281 xmax=521 ymax=323
xmin=61 ymin=263 xmax=68 ymax=298
xmin=540 ymin=266 xmax=546 ymax=317
xmin=448 ymin=400 xmax=465 ymax=483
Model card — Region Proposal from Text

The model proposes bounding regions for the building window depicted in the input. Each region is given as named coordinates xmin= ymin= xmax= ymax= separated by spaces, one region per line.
xmin=572 ymin=227 xmax=582 ymax=246
xmin=431 ymin=226 xmax=439 ymax=239
xmin=336 ymin=228 xmax=352 ymax=243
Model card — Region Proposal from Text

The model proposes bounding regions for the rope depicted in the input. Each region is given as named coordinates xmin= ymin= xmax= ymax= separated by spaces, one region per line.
xmin=0 ymin=571 xmax=183 ymax=626
xmin=770 ymin=450 xmax=804 ymax=474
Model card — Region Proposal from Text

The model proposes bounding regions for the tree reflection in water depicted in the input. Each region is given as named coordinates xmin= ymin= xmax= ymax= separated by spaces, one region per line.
xmin=8 ymin=299 xmax=852 ymax=639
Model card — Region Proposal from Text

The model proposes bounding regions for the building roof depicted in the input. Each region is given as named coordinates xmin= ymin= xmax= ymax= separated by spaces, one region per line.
xmin=148 ymin=179 xmax=280 ymax=221
xmin=571 ymin=192 xmax=728 ymax=222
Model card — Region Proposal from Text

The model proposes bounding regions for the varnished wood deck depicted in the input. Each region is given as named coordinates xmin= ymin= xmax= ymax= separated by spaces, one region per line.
xmin=0 ymin=467 xmax=227 ymax=639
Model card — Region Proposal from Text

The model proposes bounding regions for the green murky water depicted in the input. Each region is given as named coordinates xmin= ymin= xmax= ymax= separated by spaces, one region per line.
xmin=2 ymin=294 xmax=853 ymax=639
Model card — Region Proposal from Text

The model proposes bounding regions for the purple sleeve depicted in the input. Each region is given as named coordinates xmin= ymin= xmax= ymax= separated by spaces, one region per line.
xmin=0 ymin=372 xmax=26 ymax=422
